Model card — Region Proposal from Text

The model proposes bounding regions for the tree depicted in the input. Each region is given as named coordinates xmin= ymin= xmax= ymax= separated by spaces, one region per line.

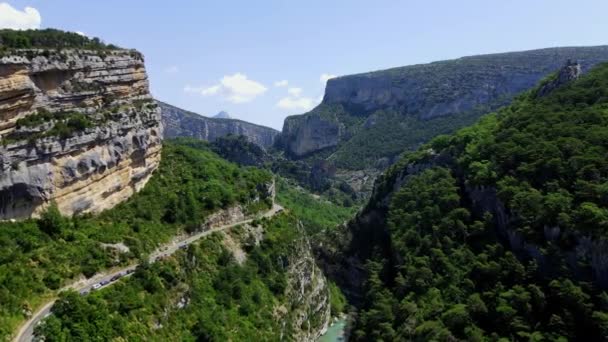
xmin=38 ymin=203 xmax=67 ymax=237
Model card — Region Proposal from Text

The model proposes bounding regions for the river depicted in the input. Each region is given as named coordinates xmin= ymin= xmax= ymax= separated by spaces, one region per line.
xmin=318 ymin=317 xmax=347 ymax=342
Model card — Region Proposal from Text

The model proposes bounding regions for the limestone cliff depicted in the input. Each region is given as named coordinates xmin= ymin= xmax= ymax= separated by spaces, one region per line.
xmin=0 ymin=48 xmax=162 ymax=219
xmin=278 ymin=221 xmax=331 ymax=342
xmin=159 ymin=101 xmax=279 ymax=149
xmin=282 ymin=46 xmax=608 ymax=168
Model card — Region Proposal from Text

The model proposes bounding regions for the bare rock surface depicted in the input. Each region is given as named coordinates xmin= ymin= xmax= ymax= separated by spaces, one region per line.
xmin=0 ymin=48 xmax=162 ymax=219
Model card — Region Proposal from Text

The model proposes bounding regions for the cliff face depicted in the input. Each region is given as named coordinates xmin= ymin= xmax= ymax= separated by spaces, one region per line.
xmin=281 ymin=222 xmax=331 ymax=341
xmin=282 ymin=112 xmax=342 ymax=157
xmin=0 ymin=49 xmax=162 ymax=219
xmin=282 ymin=46 xmax=608 ymax=168
xmin=159 ymin=101 xmax=279 ymax=149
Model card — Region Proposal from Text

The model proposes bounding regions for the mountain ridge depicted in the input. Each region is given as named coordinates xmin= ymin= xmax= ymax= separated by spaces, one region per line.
xmin=159 ymin=101 xmax=279 ymax=148
xmin=282 ymin=45 xmax=608 ymax=170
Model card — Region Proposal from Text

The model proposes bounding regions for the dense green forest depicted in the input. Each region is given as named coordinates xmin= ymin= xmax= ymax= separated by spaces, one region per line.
xmin=0 ymin=28 xmax=118 ymax=50
xmin=349 ymin=63 xmax=608 ymax=340
xmin=0 ymin=139 xmax=271 ymax=339
xmin=34 ymin=214 xmax=305 ymax=340
xmin=330 ymin=104 xmax=499 ymax=170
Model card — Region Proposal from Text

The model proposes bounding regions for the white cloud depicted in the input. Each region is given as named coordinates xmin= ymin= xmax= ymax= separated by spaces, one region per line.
xmin=320 ymin=73 xmax=337 ymax=84
xmin=0 ymin=3 xmax=41 ymax=30
xmin=276 ymin=86 xmax=320 ymax=112
xmin=276 ymin=96 xmax=316 ymax=111
xmin=185 ymin=73 xmax=267 ymax=103
xmin=201 ymin=85 xmax=220 ymax=95
xmin=164 ymin=65 xmax=179 ymax=74
xmin=75 ymin=31 xmax=87 ymax=37
xmin=287 ymin=87 xmax=302 ymax=97
xmin=274 ymin=80 xmax=288 ymax=87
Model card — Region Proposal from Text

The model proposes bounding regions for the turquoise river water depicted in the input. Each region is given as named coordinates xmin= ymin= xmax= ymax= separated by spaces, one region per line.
xmin=318 ymin=317 xmax=347 ymax=342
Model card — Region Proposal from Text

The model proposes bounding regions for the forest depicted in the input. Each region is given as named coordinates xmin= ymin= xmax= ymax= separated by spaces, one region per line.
xmin=350 ymin=62 xmax=608 ymax=340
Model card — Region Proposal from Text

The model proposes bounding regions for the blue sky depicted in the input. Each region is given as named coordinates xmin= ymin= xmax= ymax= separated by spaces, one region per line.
xmin=2 ymin=0 xmax=608 ymax=130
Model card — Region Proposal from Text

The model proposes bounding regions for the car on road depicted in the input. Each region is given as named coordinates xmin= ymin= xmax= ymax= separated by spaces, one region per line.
xmin=79 ymin=289 xmax=90 ymax=295
xmin=92 ymin=283 xmax=102 ymax=290
xmin=100 ymin=280 xmax=110 ymax=286
xmin=179 ymin=244 xmax=188 ymax=250
xmin=126 ymin=269 xmax=135 ymax=274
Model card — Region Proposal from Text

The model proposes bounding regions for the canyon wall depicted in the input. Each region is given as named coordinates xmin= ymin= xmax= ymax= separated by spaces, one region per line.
xmin=0 ymin=48 xmax=162 ymax=219
xmin=282 ymin=46 xmax=608 ymax=162
xmin=159 ymin=101 xmax=279 ymax=149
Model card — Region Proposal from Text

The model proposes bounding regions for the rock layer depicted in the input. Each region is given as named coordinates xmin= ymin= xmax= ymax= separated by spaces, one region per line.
xmin=0 ymin=49 xmax=162 ymax=219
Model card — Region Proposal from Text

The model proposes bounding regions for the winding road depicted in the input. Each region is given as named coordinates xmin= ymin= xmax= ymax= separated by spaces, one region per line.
xmin=14 ymin=202 xmax=284 ymax=342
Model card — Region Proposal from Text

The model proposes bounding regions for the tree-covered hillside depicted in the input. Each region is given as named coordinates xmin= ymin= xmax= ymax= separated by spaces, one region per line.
xmin=34 ymin=214 xmax=320 ymax=341
xmin=0 ymin=139 xmax=271 ymax=339
xmin=347 ymin=62 xmax=608 ymax=340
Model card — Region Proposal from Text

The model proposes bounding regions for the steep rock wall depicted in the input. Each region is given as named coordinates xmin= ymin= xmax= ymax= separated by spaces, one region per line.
xmin=279 ymin=222 xmax=331 ymax=342
xmin=0 ymin=49 xmax=162 ymax=219
xmin=159 ymin=101 xmax=279 ymax=149
xmin=282 ymin=46 xmax=608 ymax=159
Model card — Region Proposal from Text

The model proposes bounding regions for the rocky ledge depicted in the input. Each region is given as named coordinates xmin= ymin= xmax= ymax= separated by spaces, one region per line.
xmin=0 ymin=49 xmax=162 ymax=219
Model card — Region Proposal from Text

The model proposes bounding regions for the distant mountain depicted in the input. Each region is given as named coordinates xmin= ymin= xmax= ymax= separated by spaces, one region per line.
xmin=281 ymin=46 xmax=608 ymax=170
xmin=213 ymin=111 xmax=232 ymax=119
xmin=159 ymin=101 xmax=279 ymax=149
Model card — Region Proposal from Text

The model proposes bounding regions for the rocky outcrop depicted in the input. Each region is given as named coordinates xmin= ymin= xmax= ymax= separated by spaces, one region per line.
xmin=282 ymin=112 xmax=342 ymax=157
xmin=0 ymin=48 xmax=162 ymax=219
xmin=212 ymin=110 xmax=232 ymax=119
xmin=279 ymin=222 xmax=331 ymax=342
xmin=282 ymin=46 xmax=608 ymax=159
xmin=536 ymin=59 xmax=582 ymax=97
xmin=159 ymin=101 xmax=279 ymax=149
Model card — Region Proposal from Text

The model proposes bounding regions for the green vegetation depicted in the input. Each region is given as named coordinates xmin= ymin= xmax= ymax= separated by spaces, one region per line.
xmin=350 ymin=62 xmax=608 ymax=340
xmin=3 ymin=99 xmax=160 ymax=145
xmin=0 ymin=139 xmax=271 ymax=339
xmin=331 ymin=105 xmax=499 ymax=170
xmin=0 ymin=28 xmax=119 ymax=50
xmin=2 ymin=109 xmax=95 ymax=145
xmin=328 ymin=281 xmax=347 ymax=316
xmin=276 ymin=178 xmax=356 ymax=236
xmin=210 ymin=134 xmax=271 ymax=167
xmin=34 ymin=214 xmax=305 ymax=340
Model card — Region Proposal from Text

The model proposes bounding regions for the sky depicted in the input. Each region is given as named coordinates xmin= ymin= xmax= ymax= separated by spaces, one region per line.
xmin=1 ymin=1 xmax=608 ymax=130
